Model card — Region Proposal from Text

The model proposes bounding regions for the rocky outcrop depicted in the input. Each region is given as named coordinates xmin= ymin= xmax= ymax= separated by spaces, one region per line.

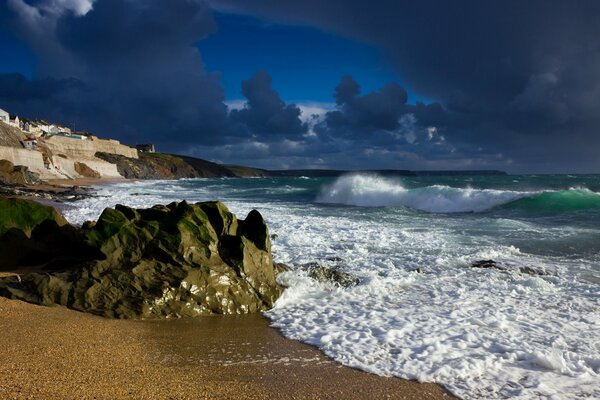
xmin=177 ymin=155 xmax=238 ymax=177
xmin=0 ymin=198 xmax=282 ymax=319
xmin=95 ymin=152 xmax=197 ymax=179
xmin=95 ymin=152 xmax=242 ymax=179
xmin=0 ymin=159 xmax=40 ymax=185
xmin=0 ymin=196 xmax=68 ymax=237
xmin=74 ymin=161 xmax=101 ymax=178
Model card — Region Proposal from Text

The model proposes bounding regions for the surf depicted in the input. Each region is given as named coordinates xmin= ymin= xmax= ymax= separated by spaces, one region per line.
xmin=316 ymin=174 xmax=600 ymax=214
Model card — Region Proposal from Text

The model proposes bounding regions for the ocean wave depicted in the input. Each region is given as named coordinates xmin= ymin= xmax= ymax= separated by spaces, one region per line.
xmin=316 ymin=174 xmax=532 ymax=212
xmin=316 ymin=174 xmax=600 ymax=214
xmin=501 ymin=187 xmax=600 ymax=213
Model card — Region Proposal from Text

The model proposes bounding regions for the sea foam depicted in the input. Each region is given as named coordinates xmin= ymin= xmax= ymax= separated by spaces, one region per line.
xmin=61 ymin=177 xmax=600 ymax=399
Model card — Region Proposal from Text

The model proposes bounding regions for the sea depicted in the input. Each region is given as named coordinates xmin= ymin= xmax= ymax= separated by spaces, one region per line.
xmin=61 ymin=173 xmax=600 ymax=399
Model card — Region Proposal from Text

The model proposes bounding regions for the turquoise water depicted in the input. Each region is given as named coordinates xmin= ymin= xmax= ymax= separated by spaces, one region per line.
xmin=64 ymin=173 xmax=600 ymax=399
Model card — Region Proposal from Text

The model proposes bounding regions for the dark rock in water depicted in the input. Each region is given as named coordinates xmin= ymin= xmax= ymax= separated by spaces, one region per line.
xmin=274 ymin=262 xmax=292 ymax=274
xmin=270 ymin=234 xmax=278 ymax=240
xmin=306 ymin=263 xmax=360 ymax=288
xmin=325 ymin=256 xmax=344 ymax=262
xmin=0 ymin=199 xmax=282 ymax=318
xmin=470 ymin=259 xmax=507 ymax=271
xmin=519 ymin=266 xmax=547 ymax=276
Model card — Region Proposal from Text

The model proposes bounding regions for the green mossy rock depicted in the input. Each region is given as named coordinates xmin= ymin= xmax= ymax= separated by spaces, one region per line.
xmin=0 ymin=200 xmax=282 ymax=319
xmin=0 ymin=196 xmax=68 ymax=237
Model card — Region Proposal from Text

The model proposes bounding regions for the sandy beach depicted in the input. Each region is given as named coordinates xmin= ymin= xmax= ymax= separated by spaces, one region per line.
xmin=0 ymin=295 xmax=453 ymax=399
xmin=3 ymin=180 xmax=448 ymax=399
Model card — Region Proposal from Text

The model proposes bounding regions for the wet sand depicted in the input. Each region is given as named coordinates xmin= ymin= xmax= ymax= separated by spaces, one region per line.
xmin=0 ymin=296 xmax=454 ymax=399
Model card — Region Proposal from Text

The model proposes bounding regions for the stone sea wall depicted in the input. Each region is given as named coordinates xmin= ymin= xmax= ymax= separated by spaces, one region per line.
xmin=44 ymin=135 xmax=138 ymax=160
xmin=0 ymin=145 xmax=121 ymax=180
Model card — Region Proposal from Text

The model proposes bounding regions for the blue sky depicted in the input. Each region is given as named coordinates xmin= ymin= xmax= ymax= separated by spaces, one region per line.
xmin=197 ymin=13 xmax=406 ymax=104
xmin=0 ymin=28 xmax=35 ymax=77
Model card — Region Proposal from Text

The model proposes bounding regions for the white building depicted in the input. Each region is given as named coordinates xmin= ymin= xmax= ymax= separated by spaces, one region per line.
xmin=23 ymin=137 xmax=38 ymax=150
xmin=9 ymin=115 xmax=20 ymax=128
xmin=0 ymin=108 xmax=9 ymax=123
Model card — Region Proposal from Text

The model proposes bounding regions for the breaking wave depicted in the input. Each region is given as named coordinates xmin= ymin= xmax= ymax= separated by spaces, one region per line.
xmin=316 ymin=174 xmax=600 ymax=213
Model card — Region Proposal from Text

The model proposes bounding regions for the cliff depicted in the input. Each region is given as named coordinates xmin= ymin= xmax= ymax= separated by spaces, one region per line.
xmin=0 ymin=122 xmax=25 ymax=147
xmin=95 ymin=152 xmax=266 ymax=179
xmin=44 ymin=134 xmax=138 ymax=160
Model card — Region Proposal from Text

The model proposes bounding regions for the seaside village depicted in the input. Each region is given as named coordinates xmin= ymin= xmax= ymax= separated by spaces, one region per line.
xmin=0 ymin=106 xmax=154 ymax=182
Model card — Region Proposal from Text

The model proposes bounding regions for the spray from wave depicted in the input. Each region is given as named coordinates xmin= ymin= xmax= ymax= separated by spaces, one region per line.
xmin=316 ymin=174 xmax=600 ymax=213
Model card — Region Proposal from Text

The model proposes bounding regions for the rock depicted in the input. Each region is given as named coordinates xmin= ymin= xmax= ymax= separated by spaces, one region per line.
xmin=519 ymin=266 xmax=547 ymax=276
xmin=0 ymin=159 xmax=40 ymax=185
xmin=0 ymin=196 xmax=68 ymax=237
xmin=0 ymin=183 xmax=92 ymax=202
xmin=0 ymin=219 xmax=102 ymax=271
xmin=0 ymin=200 xmax=282 ymax=319
xmin=470 ymin=259 xmax=507 ymax=271
xmin=274 ymin=262 xmax=292 ymax=274
xmin=74 ymin=161 xmax=101 ymax=179
xmin=95 ymin=152 xmax=209 ymax=180
xmin=81 ymin=220 xmax=96 ymax=230
xmin=306 ymin=263 xmax=360 ymax=288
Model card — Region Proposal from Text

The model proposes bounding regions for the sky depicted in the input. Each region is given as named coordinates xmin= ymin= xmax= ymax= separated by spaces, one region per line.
xmin=0 ymin=0 xmax=599 ymax=173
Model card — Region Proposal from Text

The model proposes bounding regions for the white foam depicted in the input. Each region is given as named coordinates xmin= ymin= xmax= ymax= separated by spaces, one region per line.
xmin=62 ymin=178 xmax=600 ymax=399
xmin=316 ymin=174 xmax=534 ymax=212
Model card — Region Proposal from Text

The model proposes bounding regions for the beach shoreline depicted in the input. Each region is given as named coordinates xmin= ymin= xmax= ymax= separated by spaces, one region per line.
xmin=0 ymin=296 xmax=454 ymax=399
xmin=0 ymin=180 xmax=455 ymax=399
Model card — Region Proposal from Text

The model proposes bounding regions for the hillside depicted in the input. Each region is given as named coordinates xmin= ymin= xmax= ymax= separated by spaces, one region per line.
xmin=0 ymin=122 xmax=25 ymax=148
xmin=95 ymin=152 xmax=265 ymax=179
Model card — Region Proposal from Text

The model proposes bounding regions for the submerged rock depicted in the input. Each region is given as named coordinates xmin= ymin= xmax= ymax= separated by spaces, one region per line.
xmin=0 ymin=199 xmax=282 ymax=318
xmin=470 ymin=259 xmax=507 ymax=271
xmin=519 ymin=266 xmax=548 ymax=276
xmin=305 ymin=263 xmax=360 ymax=288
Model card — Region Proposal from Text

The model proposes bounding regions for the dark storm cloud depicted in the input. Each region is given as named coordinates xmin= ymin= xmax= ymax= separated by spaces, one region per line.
xmin=1 ymin=0 xmax=306 ymax=150
xmin=320 ymin=75 xmax=410 ymax=136
xmin=2 ymin=0 xmax=234 ymax=146
xmin=0 ymin=73 xmax=84 ymax=102
xmin=209 ymin=0 xmax=600 ymax=172
xmin=229 ymin=70 xmax=307 ymax=137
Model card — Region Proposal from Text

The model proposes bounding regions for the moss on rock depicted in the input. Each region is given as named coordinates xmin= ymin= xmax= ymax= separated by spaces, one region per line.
xmin=0 ymin=199 xmax=282 ymax=319
xmin=0 ymin=196 xmax=68 ymax=237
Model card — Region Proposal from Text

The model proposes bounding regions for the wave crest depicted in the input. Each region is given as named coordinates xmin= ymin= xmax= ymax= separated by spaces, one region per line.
xmin=316 ymin=174 xmax=532 ymax=212
xmin=316 ymin=174 xmax=600 ymax=213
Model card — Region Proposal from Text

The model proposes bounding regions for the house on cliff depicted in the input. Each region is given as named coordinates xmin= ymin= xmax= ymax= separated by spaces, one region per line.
xmin=136 ymin=143 xmax=155 ymax=153
xmin=0 ymin=108 xmax=8 ymax=124
xmin=9 ymin=115 xmax=21 ymax=129
xmin=23 ymin=137 xmax=37 ymax=150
